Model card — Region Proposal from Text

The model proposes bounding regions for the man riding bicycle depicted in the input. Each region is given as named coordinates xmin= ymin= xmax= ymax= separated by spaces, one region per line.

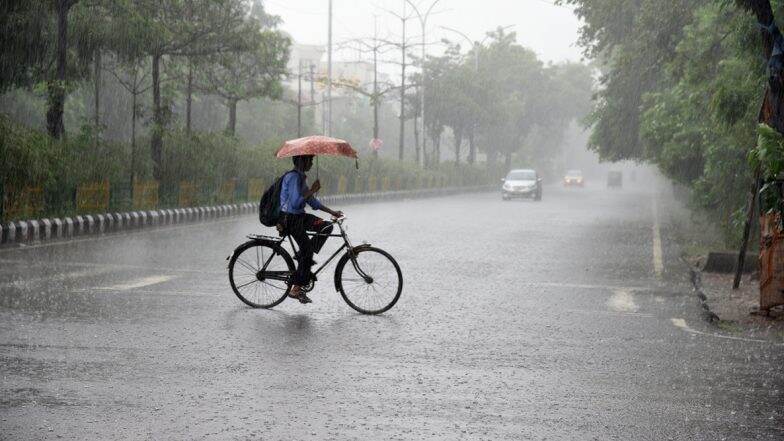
xmin=280 ymin=155 xmax=343 ymax=304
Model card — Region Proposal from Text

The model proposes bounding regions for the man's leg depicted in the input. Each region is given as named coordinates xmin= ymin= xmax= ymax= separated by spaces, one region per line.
xmin=302 ymin=214 xmax=333 ymax=254
xmin=304 ymin=213 xmax=332 ymax=254
xmin=285 ymin=215 xmax=313 ymax=287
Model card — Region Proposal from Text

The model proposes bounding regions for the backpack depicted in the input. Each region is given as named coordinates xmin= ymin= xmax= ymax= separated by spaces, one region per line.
xmin=259 ymin=171 xmax=294 ymax=227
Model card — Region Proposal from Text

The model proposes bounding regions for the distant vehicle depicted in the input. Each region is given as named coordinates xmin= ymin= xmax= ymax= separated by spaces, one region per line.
xmin=502 ymin=169 xmax=542 ymax=201
xmin=607 ymin=171 xmax=623 ymax=189
xmin=563 ymin=169 xmax=584 ymax=187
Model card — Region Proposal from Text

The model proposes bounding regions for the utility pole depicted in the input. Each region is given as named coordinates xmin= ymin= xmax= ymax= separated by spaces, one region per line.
xmin=332 ymin=32 xmax=394 ymax=158
xmin=400 ymin=1 xmax=406 ymax=161
xmin=327 ymin=0 xmax=333 ymax=136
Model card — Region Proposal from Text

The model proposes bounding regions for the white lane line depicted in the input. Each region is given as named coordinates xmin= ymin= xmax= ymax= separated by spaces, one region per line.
xmin=670 ymin=318 xmax=781 ymax=345
xmin=0 ymin=258 xmax=224 ymax=276
xmin=565 ymin=308 xmax=654 ymax=318
xmin=97 ymin=275 xmax=175 ymax=291
xmin=652 ymin=198 xmax=664 ymax=279
xmin=607 ymin=289 xmax=639 ymax=313
xmin=0 ymin=267 xmax=115 ymax=290
xmin=520 ymin=281 xmax=658 ymax=292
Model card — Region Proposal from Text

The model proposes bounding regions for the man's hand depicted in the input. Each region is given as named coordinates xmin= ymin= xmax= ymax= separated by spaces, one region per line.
xmin=331 ymin=210 xmax=344 ymax=219
xmin=310 ymin=179 xmax=321 ymax=193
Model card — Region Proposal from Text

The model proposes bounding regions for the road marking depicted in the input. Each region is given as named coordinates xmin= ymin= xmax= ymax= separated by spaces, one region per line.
xmin=0 ymin=258 xmax=224 ymax=276
xmin=520 ymin=281 xmax=659 ymax=292
xmin=0 ymin=267 xmax=115 ymax=290
xmin=97 ymin=275 xmax=175 ymax=291
xmin=607 ymin=289 xmax=638 ymax=312
xmin=670 ymin=318 xmax=781 ymax=345
xmin=652 ymin=198 xmax=664 ymax=279
xmin=565 ymin=308 xmax=654 ymax=318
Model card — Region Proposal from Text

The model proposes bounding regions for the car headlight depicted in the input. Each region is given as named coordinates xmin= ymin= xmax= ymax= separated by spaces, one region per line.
xmin=503 ymin=183 xmax=512 ymax=190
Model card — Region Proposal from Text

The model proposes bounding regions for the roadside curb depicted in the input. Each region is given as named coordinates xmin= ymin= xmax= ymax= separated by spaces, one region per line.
xmin=684 ymin=258 xmax=721 ymax=323
xmin=0 ymin=185 xmax=493 ymax=248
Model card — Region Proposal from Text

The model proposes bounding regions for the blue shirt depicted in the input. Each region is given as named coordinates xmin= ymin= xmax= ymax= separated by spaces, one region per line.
xmin=280 ymin=170 xmax=322 ymax=214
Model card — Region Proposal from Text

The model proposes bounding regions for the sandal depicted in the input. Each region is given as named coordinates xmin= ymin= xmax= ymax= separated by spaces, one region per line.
xmin=288 ymin=286 xmax=312 ymax=304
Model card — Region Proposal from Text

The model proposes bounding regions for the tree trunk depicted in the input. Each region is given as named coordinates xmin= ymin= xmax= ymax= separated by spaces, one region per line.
xmin=130 ymin=90 xmax=137 ymax=199
xmin=151 ymin=53 xmax=163 ymax=180
xmin=226 ymin=98 xmax=238 ymax=136
xmin=504 ymin=150 xmax=512 ymax=171
xmin=413 ymin=113 xmax=420 ymax=165
xmin=46 ymin=0 xmax=70 ymax=140
xmin=432 ymin=132 xmax=441 ymax=166
xmin=186 ymin=60 xmax=193 ymax=136
xmin=487 ymin=150 xmax=498 ymax=169
xmin=454 ymin=130 xmax=462 ymax=165
xmin=467 ymin=129 xmax=476 ymax=164
xmin=738 ymin=1 xmax=780 ymax=128
xmin=93 ymin=49 xmax=101 ymax=147
xmin=372 ymin=97 xmax=379 ymax=158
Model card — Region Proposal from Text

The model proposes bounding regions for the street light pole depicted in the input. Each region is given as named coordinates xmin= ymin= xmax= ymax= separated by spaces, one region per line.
xmin=297 ymin=59 xmax=302 ymax=137
xmin=405 ymin=0 xmax=442 ymax=167
xmin=327 ymin=0 xmax=333 ymax=136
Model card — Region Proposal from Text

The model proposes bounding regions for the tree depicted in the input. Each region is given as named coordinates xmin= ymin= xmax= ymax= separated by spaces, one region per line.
xmin=0 ymin=0 xmax=100 ymax=139
xmin=198 ymin=12 xmax=290 ymax=136
xmin=558 ymin=0 xmax=697 ymax=162
xmin=109 ymin=0 xmax=258 ymax=178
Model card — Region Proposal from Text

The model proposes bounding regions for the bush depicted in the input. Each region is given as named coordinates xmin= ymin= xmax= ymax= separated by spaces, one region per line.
xmin=1 ymin=115 xmax=493 ymax=222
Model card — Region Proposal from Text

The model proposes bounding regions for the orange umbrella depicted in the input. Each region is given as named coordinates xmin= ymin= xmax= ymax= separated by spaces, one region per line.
xmin=275 ymin=135 xmax=358 ymax=159
xmin=275 ymin=135 xmax=359 ymax=179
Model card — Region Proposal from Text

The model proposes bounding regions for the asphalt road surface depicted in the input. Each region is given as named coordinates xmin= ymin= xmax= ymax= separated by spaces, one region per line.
xmin=1 ymin=182 xmax=783 ymax=440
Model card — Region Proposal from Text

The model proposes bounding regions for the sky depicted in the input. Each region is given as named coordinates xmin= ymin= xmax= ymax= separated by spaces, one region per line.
xmin=264 ymin=0 xmax=586 ymax=66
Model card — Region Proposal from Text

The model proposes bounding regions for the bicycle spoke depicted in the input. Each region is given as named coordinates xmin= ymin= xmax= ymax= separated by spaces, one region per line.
xmin=261 ymin=281 xmax=287 ymax=291
xmin=236 ymin=279 xmax=258 ymax=290
xmin=236 ymin=257 xmax=258 ymax=274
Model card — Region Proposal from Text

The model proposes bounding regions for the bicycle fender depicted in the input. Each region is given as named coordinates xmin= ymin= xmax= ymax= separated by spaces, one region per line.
xmin=228 ymin=239 xmax=279 ymax=266
xmin=333 ymin=244 xmax=373 ymax=292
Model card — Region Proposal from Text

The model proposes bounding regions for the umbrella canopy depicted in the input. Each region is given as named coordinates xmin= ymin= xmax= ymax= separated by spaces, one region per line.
xmin=275 ymin=135 xmax=358 ymax=159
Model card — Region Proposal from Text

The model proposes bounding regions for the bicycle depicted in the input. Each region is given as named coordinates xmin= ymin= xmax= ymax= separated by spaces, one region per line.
xmin=227 ymin=217 xmax=402 ymax=315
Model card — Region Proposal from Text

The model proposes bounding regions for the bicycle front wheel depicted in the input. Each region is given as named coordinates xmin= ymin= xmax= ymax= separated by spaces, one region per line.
xmin=336 ymin=247 xmax=402 ymax=315
xmin=228 ymin=241 xmax=293 ymax=308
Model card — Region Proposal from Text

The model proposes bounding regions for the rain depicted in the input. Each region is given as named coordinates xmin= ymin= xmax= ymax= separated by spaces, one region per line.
xmin=1 ymin=0 xmax=784 ymax=439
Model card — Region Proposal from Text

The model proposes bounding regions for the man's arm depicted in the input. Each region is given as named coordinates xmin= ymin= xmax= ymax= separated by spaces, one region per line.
xmin=319 ymin=205 xmax=343 ymax=218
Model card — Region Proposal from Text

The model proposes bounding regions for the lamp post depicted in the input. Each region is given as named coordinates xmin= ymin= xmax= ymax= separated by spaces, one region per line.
xmin=327 ymin=0 xmax=333 ymax=136
xmin=405 ymin=0 xmax=442 ymax=166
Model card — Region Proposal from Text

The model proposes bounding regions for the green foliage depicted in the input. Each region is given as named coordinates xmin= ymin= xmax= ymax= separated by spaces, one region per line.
xmin=751 ymin=123 xmax=784 ymax=215
xmin=424 ymin=29 xmax=594 ymax=172
xmin=0 ymin=114 xmax=57 ymax=188
xmin=751 ymin=124 xmax=784 ymax=180
xmin=566 ymin=0 xmax=775 ymax=244
xmin=0 ymin=114 xmax=492 ymax=222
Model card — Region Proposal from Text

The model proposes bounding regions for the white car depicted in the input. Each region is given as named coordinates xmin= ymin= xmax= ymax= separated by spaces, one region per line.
xmin=501 ymin=169 xmax=542 ymax=201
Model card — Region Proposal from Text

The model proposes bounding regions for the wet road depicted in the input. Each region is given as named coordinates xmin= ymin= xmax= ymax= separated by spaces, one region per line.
xmin=1 ymin=183 xmax=783 ymax=440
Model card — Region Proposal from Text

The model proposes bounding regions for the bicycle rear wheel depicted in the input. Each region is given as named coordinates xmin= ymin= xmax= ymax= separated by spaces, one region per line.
xmin=336 ymin=247 xmax=402 ymax=315
xmin=228 ymin=241 xmax=293 ymax=308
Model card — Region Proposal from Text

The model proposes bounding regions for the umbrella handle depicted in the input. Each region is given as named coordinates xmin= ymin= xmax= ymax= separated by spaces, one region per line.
xmin=316 ymin=156 xmax=319 ymax=180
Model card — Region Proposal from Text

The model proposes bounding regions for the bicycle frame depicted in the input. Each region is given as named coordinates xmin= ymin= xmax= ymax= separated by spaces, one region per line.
xmin=255 ymin=218 xmax=373 ymax=283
